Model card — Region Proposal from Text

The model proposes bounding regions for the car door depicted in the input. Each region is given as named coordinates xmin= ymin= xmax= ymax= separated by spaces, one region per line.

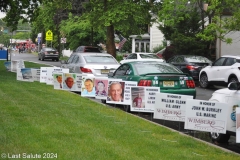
xmin=221 ymin=58 xmax=237 ymax=82
xmin=208 ymin=57 xmax=227 ymax=81
xmin=62 ymin=54 xmax=76 ymax=72
xmin=113 ymin=64 xmax=131 ymax=80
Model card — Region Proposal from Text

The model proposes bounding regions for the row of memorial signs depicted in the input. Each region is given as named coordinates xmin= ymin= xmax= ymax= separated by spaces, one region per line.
xmin=4 ymin=60 xmax=240 ymax=143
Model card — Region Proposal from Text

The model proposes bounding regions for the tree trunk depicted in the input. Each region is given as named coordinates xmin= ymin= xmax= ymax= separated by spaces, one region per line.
xmin=106 ymin=25 xmax=116 ymax=58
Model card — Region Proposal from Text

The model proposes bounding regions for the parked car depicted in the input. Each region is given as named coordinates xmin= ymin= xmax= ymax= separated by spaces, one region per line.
xmin=108 ymin=61 xmax=196 ymax=98
xmin=199 ymin=55 xmax=240 ymax=88
xmin=75 ymin=46 xmax=101 ymax=53
xmin=167 ymin=55 xmax=212 ymax=80
xmin=120 ymin=53 xmax=165 ymax=64
xmin=38 ymin=47 xmax=59 ymax=61
xmin=208 ymin=82 xmax=240 ymax=143
xmin=60 ymin=53 xmax=120 ymax=76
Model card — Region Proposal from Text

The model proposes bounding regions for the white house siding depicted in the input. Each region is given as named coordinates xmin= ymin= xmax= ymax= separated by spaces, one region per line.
xmin=150 ymin=22 xmax=164 ymax=51
xmin=216 ymin=31 xmax=240 ymax=59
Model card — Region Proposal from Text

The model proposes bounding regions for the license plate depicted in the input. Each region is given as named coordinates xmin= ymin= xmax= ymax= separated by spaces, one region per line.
xmin=101 ymin=69 xmax=109 ymax=74
xmin=163 ymin=81 xmax=174 ymax=87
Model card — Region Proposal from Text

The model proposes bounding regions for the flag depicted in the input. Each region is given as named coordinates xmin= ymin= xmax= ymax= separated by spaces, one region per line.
xmin=118 ymin=34 xmax=127 ymax=50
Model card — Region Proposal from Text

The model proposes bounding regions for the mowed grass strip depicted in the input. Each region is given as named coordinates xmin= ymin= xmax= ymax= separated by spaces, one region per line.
xmin=0 ymin=61 xmax=239 ymax=160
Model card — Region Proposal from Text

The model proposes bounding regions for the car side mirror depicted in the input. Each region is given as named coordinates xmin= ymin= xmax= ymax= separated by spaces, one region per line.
xmin=108 ymin=72 xmax=114 ymax=77
xmin=228 ymin=82 xmax=240 ymax=90
xmin=60 ymin=60 xmax=67 ymax=64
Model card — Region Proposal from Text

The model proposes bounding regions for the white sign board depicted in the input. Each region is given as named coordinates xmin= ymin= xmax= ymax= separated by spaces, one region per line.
xmin=11 ymin=60 xmax=25 ymax=72
xmin=130 ymin=86 xmax=160 ymax=112
xmin=153 ymin=93 xmax=193 ymax=122
xmin=31 ymin=69 xmax=41 ymax=81
xmin=184 ymin=99 xmax=228 ymax=133
xmin=236 ymin=108 xmax=240 ymax=143
xmin=94 ymin=78 xmax=108 ymax=99
xmin=81 ymin=76 xmax=96 ymax=97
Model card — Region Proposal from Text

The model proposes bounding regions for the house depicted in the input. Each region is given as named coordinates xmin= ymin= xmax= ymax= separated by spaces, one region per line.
xmin=130 ymin=15 xmax=165 ymax=53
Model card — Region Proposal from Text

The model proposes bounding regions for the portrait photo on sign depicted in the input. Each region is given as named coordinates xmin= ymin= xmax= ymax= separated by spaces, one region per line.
xmin=237 ymin=108 xmax=240 ymax=130
xmin=81 ymin=76 xmax=95 ymax=97
xmin=94 ymin=78 xmax=108 ymax=99
xmin=62 ymin=73 xmax=76 ymax=90
xmin=53 ymin=73 xmax=63 ymax=90
xmin=107 ymin=81 xmax=125 ymax=103
xmin=131 ymin=87 xmax=145 ymax=108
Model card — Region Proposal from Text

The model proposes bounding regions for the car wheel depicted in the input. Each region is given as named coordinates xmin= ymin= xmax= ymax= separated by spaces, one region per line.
xmin=229 ymin=77 xmax=239 ymax=83
xmin=56 ymin=59 xmax=59 ymax=62
xmin=209 ymin=132 xmax=230 ymax=143
xmin=52 ymin=59 xmax=55 ymax=61
xmin=101 ymin=99 xmax=106 ymax=104
xmin=199 ymin=73 xmax=210 ymax=88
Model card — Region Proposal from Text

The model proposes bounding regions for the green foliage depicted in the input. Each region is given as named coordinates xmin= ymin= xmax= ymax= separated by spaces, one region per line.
xmin=158 ymin=0 xmax=212 ymax=57
xmin=60 ymin=14 xmax=106 ymax=50
xmin=13 ymin=32 xmax=30 ymax=40
xmin=152 ymin=44 xmax=166 ymax=53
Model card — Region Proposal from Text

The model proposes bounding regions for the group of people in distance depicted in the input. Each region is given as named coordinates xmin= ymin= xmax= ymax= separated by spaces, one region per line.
xmin=55 ymin=76 xmax=143 ymax=107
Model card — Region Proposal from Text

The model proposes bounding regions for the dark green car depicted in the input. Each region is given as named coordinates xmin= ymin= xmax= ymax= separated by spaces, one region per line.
xmin=108 ymin=61 xmax=196 ymax=98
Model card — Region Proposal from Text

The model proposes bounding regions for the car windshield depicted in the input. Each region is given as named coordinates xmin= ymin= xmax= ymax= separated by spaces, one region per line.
xmin=185 ymin=56 xmax=211 ymax=63
xmin=45 ymin=48 xmax=56 ymax=51
xmin=84 ymin=56 xmax=118 ymax=64
xmin=140 ymin=54 xmax=160 ymax=59
xmin=134 ymin=63 xmax=182 ymax=75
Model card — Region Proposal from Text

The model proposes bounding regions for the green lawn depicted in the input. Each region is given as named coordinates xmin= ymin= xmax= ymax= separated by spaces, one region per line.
xmin=0 ymin=61 xmax=239 ymax=160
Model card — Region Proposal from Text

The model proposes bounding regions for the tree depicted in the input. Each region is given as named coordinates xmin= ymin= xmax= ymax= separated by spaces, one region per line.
xmin=1 ymin=0 xmax=47 ymax=31
xmin=158 ymin=0 xmax=240 ymax=52
xmin=81 ymin=0 xmax=153 ymax=57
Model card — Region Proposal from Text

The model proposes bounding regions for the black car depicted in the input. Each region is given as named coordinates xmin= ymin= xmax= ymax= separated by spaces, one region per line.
xmin=38 ymin=47 xmax=60 ymax=61
xmin=167 ymin=55 xmax=212 ymax=80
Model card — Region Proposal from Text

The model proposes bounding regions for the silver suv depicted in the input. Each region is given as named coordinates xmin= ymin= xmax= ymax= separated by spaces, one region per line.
xmin=199 ymin=55 xmax=240 ymax=88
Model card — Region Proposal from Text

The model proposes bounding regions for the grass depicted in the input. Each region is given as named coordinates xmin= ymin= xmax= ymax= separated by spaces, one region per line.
xmin=0 ymin=61 xmax=239 ymax=160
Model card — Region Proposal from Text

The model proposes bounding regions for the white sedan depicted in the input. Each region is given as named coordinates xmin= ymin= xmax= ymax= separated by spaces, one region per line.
xmin=120 ymin=53 xmax=165 ymax=64
xmin=208 ymin=82 xmax=240 ymax=143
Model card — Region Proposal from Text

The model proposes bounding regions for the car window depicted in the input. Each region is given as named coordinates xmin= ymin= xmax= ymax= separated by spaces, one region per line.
xmin=185 ymin=56 xmax=212 ymax=63
xmin=213 ymin=57 xmax=227 ymax=66
xmin=45 ymin=48 xmax=56 ymax=51
xmin=224 ymin=58 xmax=236 ymax=66
xmin=67 ymin=55 xmax=76 ymax=64
xmin=139 ymin=54 xmax=160 ymax=59
xmin=167 ymin=56 xmax=177 ymax=63
xmin=72 ymin=55 xmax=79 ymax=63
xmin=83 ymin=56 xmax=118 ymax=63
xmin=134 ymin=63 xmax=182 ymax=75
xmin=126 ymin=54 xmax=137 ymax=59
xmin=236 ymin=59 xmax=240 ymax=63
xmin=114 ymin=64 xmax=130 ymax=76
xmin=76 ymin=46 xmax=83 ymax=52
xmin=175 ymin=56 xmax=184 ymax=63
xmin=84 ymin=47 xmax=101 ymax=52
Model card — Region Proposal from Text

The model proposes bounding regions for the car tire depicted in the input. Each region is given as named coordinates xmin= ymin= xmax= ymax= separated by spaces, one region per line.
xmin=56 ymin=59 xmax=59 ymax=62
xmin=229 ymin=77 xmax=239 ymax=83
xmin=209 ymin=132 xmax=230 ymax=143
xmin=199 ymin=73 xmax=210 ymax=88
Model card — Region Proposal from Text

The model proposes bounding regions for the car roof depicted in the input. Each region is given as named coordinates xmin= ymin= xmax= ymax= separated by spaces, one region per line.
xmin=126 ymin=61 xmax=166 ymax=65
xmin=221 ymin=55 xmax=240 ymax=59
